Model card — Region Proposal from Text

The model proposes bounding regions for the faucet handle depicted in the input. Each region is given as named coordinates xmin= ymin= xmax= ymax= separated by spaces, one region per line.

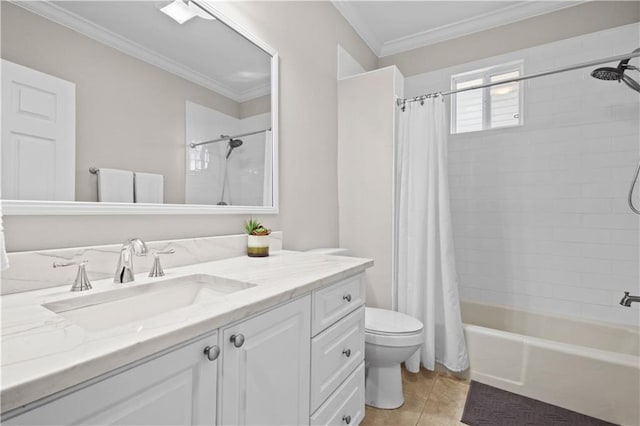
xmin=155 ymin=249 xmax=175 ymax=256
xmin=149 ymin=249 xmax=175 ymax=278
xmin=53 ymin=260 xmax=92 ymax=292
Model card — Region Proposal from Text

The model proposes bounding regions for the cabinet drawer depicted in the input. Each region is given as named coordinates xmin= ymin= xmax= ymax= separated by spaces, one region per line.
xmin=311 ymin=362 xmax=365 ymax=426
xmin=311 ymin=306 xmax=364 ymax=411
xmin=312 ymin=273 xmax=364 ymax=336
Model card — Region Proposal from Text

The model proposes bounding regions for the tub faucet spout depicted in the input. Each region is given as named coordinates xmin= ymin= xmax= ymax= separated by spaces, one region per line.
xmin=619 ymin=291 xmax=640 ymax=307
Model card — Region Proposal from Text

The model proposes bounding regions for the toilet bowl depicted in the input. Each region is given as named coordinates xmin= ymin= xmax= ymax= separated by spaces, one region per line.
xmin=306 ymin=249 xmax=424 ymax=409
xmin=365 ymin=307 xmax=423 ymax=409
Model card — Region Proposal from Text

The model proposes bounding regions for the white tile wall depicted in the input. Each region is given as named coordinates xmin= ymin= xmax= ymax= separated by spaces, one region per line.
xmin=406 ymin=23 xmax=640 ymax=326
xmin=185 ymin=102 xmax=270 ymax=206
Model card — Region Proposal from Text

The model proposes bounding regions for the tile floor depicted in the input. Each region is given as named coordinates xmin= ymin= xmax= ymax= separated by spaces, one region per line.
xmin=361 ymin=367 xmax=470 ymax=426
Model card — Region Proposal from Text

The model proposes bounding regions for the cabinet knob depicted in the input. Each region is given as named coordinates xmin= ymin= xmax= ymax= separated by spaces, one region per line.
xmin=342 ymin=415 xmax=351 ymax=424
xmin=342 ymin=349 xmax=352 ymax=358
xmin=230 ymin=334 xmax=245 ymax=348
xmin=343 ymin=293 xmax=352 ymax=302
xmin=203 ymin=345 xmax=220 ymax=361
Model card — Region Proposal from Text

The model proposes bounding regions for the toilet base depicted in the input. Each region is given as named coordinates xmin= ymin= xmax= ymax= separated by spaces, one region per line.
xmin=365 ymin=363 xmax=404 ymax=409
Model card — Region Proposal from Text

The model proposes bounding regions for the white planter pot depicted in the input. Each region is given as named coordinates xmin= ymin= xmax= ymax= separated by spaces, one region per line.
xmin=247 ymin=235 xmax=269 ymax=257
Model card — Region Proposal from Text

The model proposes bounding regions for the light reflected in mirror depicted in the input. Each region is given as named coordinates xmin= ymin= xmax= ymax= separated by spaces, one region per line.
xmin=1 ymin=0 xmax=275 ymax=209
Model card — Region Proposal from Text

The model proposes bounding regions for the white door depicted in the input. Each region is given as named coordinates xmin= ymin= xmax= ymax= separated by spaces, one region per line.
xmin=1 ymin=59 xmax=75 ymax=201
xmin=220 ymin=296 xmax=311 ymax=425
xmin=5 ymin=332 xmax=219 ymax=425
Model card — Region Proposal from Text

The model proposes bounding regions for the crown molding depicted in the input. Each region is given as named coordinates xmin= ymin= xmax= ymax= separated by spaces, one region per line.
xmin=237 ymin=84 xmax=271 ymax=103
xmin=333 ymin=1 xmax=586 ymax=59
xmin=332 ymin=1 xmax=383 ymax=57
xmin=12 ymin=1 xmax=260 ymax=102
xmin=380 ymin=1 xmax=587 ymax=57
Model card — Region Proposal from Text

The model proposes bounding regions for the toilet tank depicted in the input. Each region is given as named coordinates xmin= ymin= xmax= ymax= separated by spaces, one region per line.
xmin=306 ymin=248 xmax=349 ymax=256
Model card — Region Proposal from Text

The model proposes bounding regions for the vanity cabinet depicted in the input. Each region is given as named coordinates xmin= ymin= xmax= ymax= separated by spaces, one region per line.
xmin=5 ymin=332 xmax=219 ymax=425
xmin=219 ymin=295 xmax=311 ymax=425
xmin=310 ymin=274 xmax=366 ymax=426
xmin=4 ymin=274 xmax=366 ymax=426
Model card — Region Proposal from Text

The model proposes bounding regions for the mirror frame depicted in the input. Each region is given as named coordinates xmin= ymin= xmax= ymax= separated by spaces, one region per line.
xmin=1 ymin=0 xmax=279 ymax=215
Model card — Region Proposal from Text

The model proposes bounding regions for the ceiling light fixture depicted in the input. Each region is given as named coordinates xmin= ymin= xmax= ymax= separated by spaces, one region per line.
xmin=160 ymin=0 xmax=215 ymax=24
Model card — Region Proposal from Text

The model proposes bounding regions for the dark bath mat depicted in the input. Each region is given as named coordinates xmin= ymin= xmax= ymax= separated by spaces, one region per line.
xmin=461 ymin=381 xmax=618 ymax=426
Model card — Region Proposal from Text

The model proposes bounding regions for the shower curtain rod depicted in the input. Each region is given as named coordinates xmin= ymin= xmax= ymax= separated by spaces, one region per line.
xmin=396 ymin=50 xmax=640 ymax=107
xmin=189 ymin=127 xmax=272 ymax=148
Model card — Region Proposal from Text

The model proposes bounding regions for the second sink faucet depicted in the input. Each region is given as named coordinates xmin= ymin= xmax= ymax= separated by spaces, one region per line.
xmin=114 ymin=238 xmax=148 ymax=283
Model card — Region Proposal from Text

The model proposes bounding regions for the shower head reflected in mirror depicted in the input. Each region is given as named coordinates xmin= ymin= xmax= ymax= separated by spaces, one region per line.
xmin=591 ymin=48 xmax=640 ymax=93
xmin=226 ymin=138 xmax=243 ymax=159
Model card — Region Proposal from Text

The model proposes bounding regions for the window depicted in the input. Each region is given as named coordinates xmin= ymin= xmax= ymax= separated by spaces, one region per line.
xmin=451 ymin=61 xmax=523 ymax=134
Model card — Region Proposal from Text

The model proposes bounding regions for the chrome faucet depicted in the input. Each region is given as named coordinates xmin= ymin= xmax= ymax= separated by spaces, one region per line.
xmin=53 ymin=260 xmax=92 ymax=292
xmin=620 ymin=291 xmax=640 ymax=307
xmin=114 ymin=238 xmax=148 ymax=283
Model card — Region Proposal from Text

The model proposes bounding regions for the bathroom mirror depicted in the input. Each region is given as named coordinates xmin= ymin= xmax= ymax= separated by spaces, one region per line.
xmin=0 ymin=0 xmax=278 ymax=214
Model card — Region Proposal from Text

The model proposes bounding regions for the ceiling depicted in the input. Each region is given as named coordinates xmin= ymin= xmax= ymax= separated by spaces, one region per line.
xmin=333 ymin=1 xmax=584 ymax=57
xmin=17 ymin=1 xmax=271 ymax=102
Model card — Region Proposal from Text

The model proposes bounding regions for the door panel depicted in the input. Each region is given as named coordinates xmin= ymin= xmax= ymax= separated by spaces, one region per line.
xmin=5 ymin=332 xmax=218 ymax=426
xmin=1 ymin=59 xmax=75 ymax=201
xmin=220 ymin=296 xmax=311 ymax=426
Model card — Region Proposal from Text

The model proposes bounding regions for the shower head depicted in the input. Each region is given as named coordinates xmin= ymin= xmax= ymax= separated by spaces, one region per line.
xmin=229 ymin=138 xmax=243 ymax=149
xmin=225 ymin=138 xmax=243 ymax=159
xmin=591 ymin=48 xmax=640 ymax=93
xmin=591 ymin=67 xmax=622 ymax=80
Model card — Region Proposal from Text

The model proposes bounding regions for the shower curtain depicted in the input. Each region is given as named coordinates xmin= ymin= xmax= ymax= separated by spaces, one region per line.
xmin=396 ymin=96 xmax=469 ymax=373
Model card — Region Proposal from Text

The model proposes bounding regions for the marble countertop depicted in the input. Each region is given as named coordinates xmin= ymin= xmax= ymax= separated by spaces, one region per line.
xmin=0 ymin=251 xmax=373 ymax=414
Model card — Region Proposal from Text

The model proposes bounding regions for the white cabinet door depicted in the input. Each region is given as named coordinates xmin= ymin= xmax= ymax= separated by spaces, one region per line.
xmin=1 ymin=60 xmax=76 ymax=201
xmin=5 ymin=332 xmax=219 ymax=426
xmin=219 ymin=296 xmax=311 ymax=426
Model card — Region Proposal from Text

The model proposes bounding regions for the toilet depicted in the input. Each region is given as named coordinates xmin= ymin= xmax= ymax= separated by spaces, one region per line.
xmin=364 ymin=307 xmax=423 ymax=409
xmin=307 ymin=248 xmax=424 ymax=410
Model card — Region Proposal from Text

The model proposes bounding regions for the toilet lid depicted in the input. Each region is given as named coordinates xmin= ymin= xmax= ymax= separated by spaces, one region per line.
xmin=365 ymin=307 xmax=423 ymax=335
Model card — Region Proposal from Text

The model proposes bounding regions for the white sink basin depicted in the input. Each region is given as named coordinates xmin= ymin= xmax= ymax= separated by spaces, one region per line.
xmin=43 ymin=274 xmax=255 ymax=331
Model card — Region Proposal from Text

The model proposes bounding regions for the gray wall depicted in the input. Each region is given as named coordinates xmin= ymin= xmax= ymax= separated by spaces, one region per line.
xmin=338 ymin=67 xmax=403 ymax=310
xmin=240 ymin=95 xmax=272 ymax=119
xmin=378 ymin=1 xmax=640 ymax=77
xmin=3 ymin=1 xmax=378 ymax=252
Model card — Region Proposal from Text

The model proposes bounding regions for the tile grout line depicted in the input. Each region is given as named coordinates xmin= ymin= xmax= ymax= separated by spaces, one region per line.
xmin=414 ymin=372 xmax=441 ymax=426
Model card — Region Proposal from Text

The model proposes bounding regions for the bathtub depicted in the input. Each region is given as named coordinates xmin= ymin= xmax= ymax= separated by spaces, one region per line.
xmin=461 ymin=301 xmax=640 ymax=425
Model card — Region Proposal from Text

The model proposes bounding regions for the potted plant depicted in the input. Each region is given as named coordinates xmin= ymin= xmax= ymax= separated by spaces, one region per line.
xmin=244 ymin=219 xmax=271 ymax=257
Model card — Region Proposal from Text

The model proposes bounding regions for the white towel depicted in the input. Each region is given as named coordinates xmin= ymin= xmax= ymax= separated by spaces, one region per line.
xmin=97 ymin=168 xmax=134 ymax=203
xmin=134 ymin=172 xmax=164 ymax=204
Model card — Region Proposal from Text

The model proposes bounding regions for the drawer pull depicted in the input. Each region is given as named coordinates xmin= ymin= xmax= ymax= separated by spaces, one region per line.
xmin=230 ymin=334 xmax=245 ymax=348
xmin=342 ymin=415 xmax=352 ymax=424
xmin=203 ymin=345 xmax=220 ymax=361
xmin=343 ymin=293 xmax=352 ymax=302
xmin=342 ymin=349 xmax=352 ymax=358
